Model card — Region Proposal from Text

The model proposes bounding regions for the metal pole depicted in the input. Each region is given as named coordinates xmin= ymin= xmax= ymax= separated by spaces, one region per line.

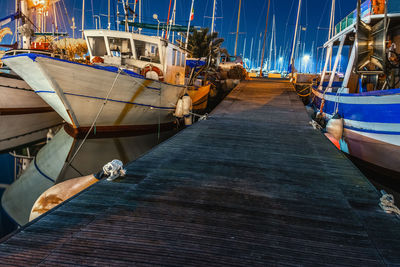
xmin=185 ymin=0 xmax=195 ymax=50
xmin=289 ymin=0 xmax=302 ymax=77
xmin=165 ymin=0 xmax=173 ymax=39
xmin=53 ymin=3 xmax=58 ymax=33
xmin=211 ymin=0 xmax=216 ymax=33
xmin=82 ymin=0 xmax=85 ymax=38
xmin=249 ymin=37 xmax=254 ymax=68
xmin=172 ymin=0 xmax=177 ymax=42
xmin=108 ymin=0 xmax=111 ymax=29
xmin=259 ymin=0 xmax=271 ymax=77
xmin=234 ymin=0 xmax=242 ymax=56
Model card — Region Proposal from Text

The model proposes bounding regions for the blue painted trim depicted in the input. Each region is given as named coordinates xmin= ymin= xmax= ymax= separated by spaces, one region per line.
xmin=35 ymin=90 xmax=55 ymax=93
xmin=33 ymin=158 xmax=56 ymax=183
xmin=3 ymin=53 xmax=145 ymax=79
xmin=3 ymin=53 xmax=184 ymax=89
xmin=63 ymin=92 xmax=175 ymax=110
xmin=313 ymin=86 xmax=400 ymax=97
xmin=344 ymin=125 xmax=400 ymax=135
xmin=312 ymin=93 xmax=400 ymax=123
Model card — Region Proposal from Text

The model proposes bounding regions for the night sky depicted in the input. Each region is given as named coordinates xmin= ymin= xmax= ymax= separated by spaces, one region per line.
xmin=1 ymin=0 xmax=357 ymax=70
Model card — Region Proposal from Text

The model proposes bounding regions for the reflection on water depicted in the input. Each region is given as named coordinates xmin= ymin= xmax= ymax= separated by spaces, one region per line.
xmin=0 ymin=127 xmax=179 ymax=237
xmin=58 ymin=129 xmax=178 ymax=183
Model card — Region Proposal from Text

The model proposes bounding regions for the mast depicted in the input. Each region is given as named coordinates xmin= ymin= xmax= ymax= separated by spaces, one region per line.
xmin=289 ymin=0 xmax=302 ymax=76
xmin=82 ymin=0 xmax=85 ymax=38
xmin=242 ymin=37 xmax=246 ymax=59
xmin=259 ymin=0 xmax=271 ymax=76
xmin=123 ymin=0 xmax=129 ymax=32
xmin=53 ymin=2 xmax=58 ymax=33
xmin=234 ymin=0 xmax=242 ymax=57
xmin=257 ymin=33 xmax=261 ymax=67
xmin=71 ymin=17 xmax=76 ymax=38
xmin=211 ymin=0 xmax=216 ymax=33
xmin=273 ymin=15 xmax=276 ymax=70
xmin=171 ymin=0 xmax=177 ymax=42
xmin=249 ymin=37 xmax=254 ymax=69
xmin=185 ymin=0 xmax=195 ymax=50
xmin=108 ymin=0 xmax=110 ymax=29
xmin=268 ymin=14 xmax=275 ymax=71
xmin=165 ymin=0 xmax=172 ymax=39
xmin=139 ymin=0 xmax=142 ymax=33
xmin=328 ymin=0 xmax=335 ymax=69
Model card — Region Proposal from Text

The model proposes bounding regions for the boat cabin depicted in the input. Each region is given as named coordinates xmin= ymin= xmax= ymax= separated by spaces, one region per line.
xmin=84 ymin=30 xmax=186 ymax=85
xmin=318 ymin=0 xmax=400 ymax=94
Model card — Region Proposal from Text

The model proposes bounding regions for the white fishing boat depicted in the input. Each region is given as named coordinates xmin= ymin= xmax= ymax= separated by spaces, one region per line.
xmin=3 ymin=30 xmax=187 ymax=136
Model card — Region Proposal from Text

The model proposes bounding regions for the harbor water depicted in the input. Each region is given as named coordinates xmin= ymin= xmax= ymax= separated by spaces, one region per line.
xmin=0 ymin=128 xmax=179 ymax=238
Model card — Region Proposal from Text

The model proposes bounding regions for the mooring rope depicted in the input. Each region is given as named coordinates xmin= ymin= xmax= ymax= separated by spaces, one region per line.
xmin=380 ymin=190 xmax=400 ymax=219
xmin=67 ymin=69 xmax=122 ymax=166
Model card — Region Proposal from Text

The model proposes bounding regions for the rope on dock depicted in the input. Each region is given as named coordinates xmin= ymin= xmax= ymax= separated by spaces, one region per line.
xmin=380 ymin=190 xmax=400 ymax=218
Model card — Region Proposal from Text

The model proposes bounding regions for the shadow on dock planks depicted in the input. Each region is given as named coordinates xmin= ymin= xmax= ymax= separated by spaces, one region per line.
xmin=0 ymin=79 xmax=399 ymax=266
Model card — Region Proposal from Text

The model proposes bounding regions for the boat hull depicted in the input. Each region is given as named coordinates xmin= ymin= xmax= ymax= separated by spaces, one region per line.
xmin=0 ymin=73 xmax=62 ymax=151
xmin=311 ymin=87 xmax=400 ymax=174
xmin=3 ymin=54 xmax=185 ymax=133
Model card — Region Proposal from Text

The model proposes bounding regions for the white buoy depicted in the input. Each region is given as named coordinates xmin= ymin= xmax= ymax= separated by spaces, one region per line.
xmin=46 ymin=129 xmax=54 ymax=143
xmin=182 ymin=95 xmax=192 ymax=116
xmin=174 ymin=99 xmax=184 ymax=118
xmin=326 ymin=114 xmax=344 ymax=141
xmin=182 ymin=94 xmax=192 ymax=126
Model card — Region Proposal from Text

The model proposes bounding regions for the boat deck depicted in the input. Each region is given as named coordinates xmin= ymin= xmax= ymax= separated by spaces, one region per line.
xmin=1 ymin=79 xmax=400 ymax=266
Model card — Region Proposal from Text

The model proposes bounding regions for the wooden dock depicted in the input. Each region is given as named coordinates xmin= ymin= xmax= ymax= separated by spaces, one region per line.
xmin=1 ymin=79 xmax=400 ymax=266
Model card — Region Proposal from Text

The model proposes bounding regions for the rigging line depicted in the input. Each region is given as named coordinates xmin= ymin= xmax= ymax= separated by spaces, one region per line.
xmin=57 ymin=2 xmax=67 ymax=34
xmin=254 ymin=0 xmax=267 ymax=39
xmin=62 ymin=0 xmax=72 ymax=26
xmin=67 ymin=69 xmax=122 ymax=166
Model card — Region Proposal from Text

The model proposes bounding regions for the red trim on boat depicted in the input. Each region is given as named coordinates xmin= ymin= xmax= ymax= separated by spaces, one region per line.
xmin=64 ymin=121 xmax=177 ymax=139
xmin=0 ymin=107 xmax=54 ymax=115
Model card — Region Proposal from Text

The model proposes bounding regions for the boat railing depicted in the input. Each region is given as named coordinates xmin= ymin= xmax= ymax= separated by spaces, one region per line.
xmin=334 ymin=0 xmax=400 ymax=36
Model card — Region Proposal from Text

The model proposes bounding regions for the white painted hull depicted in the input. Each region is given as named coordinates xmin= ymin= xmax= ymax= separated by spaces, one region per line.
xmin=3 ymin=55 xmax=185 ymax=131
xmin=0 ymin=73 xmax=61 ymax=151
xmin=0 ymin=73 xmax=48 ymax=109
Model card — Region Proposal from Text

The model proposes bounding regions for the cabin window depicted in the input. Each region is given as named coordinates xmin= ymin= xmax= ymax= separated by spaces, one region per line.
xmin=181 ymin=53 xmax=186 ymax=67
xmin=87 ymin=36 xmax=107 ymax=57
xmin=108 ymin=37 xmax=132 ymax=58
xmin=134 ymin=40 xmax=160 ymax=63
xmin=172 ymin=49 xmax=177 ymax=65
xmin=177 ymin=51 xmax=181 ymax=67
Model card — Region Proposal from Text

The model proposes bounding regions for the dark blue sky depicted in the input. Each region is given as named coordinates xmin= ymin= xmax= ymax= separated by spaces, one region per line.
xmin=1 ymin=0 xmax=357 ymax=67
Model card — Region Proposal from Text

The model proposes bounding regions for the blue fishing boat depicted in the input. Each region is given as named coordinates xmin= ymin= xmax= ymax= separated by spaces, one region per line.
xmin=311 ymin=0 xmax=400 ymax=175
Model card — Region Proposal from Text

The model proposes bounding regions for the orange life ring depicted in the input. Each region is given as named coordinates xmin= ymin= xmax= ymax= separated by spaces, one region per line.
xmin=141 ymin=65 xmax=164 ymax=81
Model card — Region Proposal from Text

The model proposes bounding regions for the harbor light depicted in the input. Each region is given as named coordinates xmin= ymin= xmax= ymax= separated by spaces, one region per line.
xmin=279 ymin=57 xmax=283 ymax=62
xmin=302 ymin=54 xmax=310 ymax=62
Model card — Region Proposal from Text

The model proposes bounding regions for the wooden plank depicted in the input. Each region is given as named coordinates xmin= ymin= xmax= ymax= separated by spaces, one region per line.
xmin=0 ymin=79 xmax=399 ymax=266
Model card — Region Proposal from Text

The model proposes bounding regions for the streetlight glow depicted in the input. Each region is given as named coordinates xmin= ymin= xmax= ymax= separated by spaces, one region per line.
xmin=303 ymin=54 xmax=310 ymax=62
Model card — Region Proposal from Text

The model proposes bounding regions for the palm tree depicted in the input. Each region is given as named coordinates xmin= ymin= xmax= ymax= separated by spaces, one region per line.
xmin=187 ymin=28 xmax=224 ymax=64
xmin=186 ymin=28 xmax=224 ymax=84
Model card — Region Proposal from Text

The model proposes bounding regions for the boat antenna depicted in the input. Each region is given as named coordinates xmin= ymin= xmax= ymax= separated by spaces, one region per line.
xmin=259 ymin=0 xmax=271 ymax=77
xmin=234 ymin=0 xmax=242 ymax=57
